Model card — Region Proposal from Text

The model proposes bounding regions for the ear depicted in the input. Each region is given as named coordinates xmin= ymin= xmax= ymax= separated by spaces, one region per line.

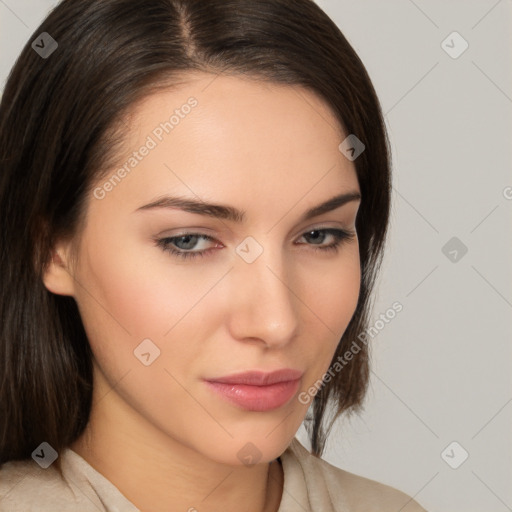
xmin=42 ymin=240 xmax=77 ymax=297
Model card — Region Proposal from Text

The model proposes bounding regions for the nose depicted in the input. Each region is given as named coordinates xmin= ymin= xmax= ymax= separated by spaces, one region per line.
xmin=226 ymin=240 xmax=300 ymax=348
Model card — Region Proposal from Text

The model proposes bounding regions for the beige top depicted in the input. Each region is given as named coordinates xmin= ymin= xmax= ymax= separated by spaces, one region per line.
xmin=0 ymin=437 xmax=427 ymax=511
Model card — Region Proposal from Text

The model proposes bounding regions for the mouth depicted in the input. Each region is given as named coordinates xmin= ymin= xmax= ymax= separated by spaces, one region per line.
xmin=204 ymin=369 xmax=303 ymax=412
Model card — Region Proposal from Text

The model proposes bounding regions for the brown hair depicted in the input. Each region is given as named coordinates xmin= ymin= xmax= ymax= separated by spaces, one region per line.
xmin=0 ymin=0 xmax=391 ymax=476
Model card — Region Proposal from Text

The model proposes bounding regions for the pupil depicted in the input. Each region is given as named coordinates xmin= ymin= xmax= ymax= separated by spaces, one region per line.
xmin=178 ymin=235 xmax=197 ymax=250
xmin=308 ymin=230 xmax=324 ymax=244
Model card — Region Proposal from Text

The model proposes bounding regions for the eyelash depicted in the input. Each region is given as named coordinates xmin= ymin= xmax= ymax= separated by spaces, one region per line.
xmin=154 ymin=228 xmax=356 ymax=261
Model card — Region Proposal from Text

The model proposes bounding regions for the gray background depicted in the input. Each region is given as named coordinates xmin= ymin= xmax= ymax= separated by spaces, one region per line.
xmin=1 ymin=1 xmax=511 ymax=511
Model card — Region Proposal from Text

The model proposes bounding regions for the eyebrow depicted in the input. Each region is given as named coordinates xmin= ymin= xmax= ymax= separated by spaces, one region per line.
xmin=134 ymin=191 xmax=361 ymax=224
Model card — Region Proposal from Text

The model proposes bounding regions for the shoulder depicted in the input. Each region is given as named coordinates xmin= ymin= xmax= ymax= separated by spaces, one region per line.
xmin=0 ymin=449 xmax=136 ymax=511
xmin=0 ymin=455 xmax=77 ymax=511
xmin=280 ymin=437 xmax=428 ymax=512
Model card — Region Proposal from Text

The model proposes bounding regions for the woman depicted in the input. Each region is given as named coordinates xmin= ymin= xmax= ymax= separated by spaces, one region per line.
xmin=0 ymin=0 xmax=427 ymax=510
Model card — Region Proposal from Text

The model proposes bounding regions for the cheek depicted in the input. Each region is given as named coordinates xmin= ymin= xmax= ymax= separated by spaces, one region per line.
xmin=303 ymin=245 xmax=361 ymax=333
xmin=72 ymin=229 xmax=231 ymax=391
xmin=75 ymin=230 xmax=218 ymax=338
xmin=298 ymin=246 xmax=361 ymax=379
xmin=72 ymin=239 xmax=210 ymax=424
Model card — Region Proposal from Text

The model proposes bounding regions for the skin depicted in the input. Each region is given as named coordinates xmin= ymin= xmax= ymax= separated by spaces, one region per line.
xmin=43 ymin=71 xmax=361 ymax=512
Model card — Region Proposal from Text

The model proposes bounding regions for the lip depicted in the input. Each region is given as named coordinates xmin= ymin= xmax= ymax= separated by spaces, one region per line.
xmin=204 ymin=369 xmax=303 ymax=412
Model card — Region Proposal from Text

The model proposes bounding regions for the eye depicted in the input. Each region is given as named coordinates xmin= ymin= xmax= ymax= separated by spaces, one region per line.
xmin=296 ymin=228 xmax=356 ymax=254
xmin=155 ymin=228 xmax=356 ymax=260
xmin=155 ymin=233 xmax=220 ymax=260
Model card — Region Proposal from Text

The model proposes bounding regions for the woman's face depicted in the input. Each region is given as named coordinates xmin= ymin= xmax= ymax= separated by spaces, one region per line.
xmin=55 ymin=72 xmax=361 ymax=465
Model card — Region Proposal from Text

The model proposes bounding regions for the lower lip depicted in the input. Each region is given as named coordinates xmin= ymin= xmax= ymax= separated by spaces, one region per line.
xmin=204 ymin=379 xmax=301 ymax=412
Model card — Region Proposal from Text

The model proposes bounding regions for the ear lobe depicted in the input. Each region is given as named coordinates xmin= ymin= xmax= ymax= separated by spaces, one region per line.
xmin=42 ymin=247 xmax=76 ymax=297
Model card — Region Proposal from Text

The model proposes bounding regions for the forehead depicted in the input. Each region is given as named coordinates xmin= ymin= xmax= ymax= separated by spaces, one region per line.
xmin=88 ymin=72 xmax=359 ymax=223
xmin=122 ymin=71 xmax=348 ymax=160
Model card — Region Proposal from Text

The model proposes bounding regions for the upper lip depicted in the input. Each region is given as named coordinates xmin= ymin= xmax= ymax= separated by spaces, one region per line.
xmin=205 ymin=369 xmax=303 ymax=386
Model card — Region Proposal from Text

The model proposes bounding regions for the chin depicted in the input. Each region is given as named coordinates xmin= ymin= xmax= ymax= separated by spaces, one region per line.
xmin=192 ymin=423 xmax=300 ymax=467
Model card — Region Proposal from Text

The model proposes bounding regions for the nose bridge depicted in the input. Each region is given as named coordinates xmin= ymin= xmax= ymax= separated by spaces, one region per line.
xmin=228 ymin=235 xmax=300 ymax=345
